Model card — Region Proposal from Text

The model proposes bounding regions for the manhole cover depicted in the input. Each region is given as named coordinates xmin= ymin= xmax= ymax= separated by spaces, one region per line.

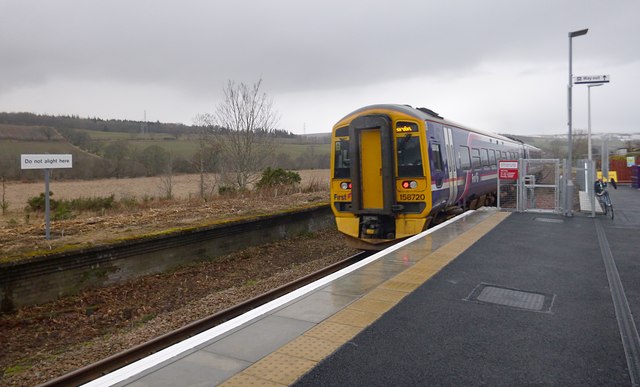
xmin=466 ymin=283 xmax=554 ymax=313
xmin=534 ymin=217 xmax=564 ymax=224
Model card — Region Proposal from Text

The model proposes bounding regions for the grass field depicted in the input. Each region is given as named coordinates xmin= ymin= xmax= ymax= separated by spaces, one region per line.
xmin=0 ymin=170 xmax=330 ymax=217
xmin=84 ymin=129 xmax=175 ymax=141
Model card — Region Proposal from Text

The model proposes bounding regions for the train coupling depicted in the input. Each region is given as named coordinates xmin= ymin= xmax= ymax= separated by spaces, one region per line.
xmin=360 ymin=215 xmax=395 ymax=240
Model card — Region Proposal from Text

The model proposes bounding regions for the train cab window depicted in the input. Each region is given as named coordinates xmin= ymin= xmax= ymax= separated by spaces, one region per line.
xmin=335 ymin=126 xmax=349 ymax=137
xmin=430 ymin=143 xmax=444 ymax=172
xmin=333 ymin=139 xmax=350 ymax=178
xmin=396 ymin=134 xmax=423 ymax=177
xmin=489 ymin=150 xmax=497 ymax=168
xmin=459 ymin=145 xmax=471 ymax=170
xmin=471 ymin=148 xmax=481 ymax=170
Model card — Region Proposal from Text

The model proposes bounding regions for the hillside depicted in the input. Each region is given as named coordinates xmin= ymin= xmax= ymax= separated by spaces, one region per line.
xmin=0 ymin=115 xmax=330 ymax=181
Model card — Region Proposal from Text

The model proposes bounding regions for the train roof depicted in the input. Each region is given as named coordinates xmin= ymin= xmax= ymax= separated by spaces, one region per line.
xmin=338 ymin=104 xmax=527 ymax=147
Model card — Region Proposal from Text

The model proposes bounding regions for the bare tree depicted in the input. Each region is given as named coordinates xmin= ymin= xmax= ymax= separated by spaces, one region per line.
xmin=572 ymin=129 xmax=588 ymax=160
xmin=159 ymin=152 xmax=174 ymax=199
xmin=1 ymin=176 xmax=8 ymax=216
xmin=210 ymin=79 xmax=280 ymax=190
xmin=192 ymin=113 xmax=219 ymax=199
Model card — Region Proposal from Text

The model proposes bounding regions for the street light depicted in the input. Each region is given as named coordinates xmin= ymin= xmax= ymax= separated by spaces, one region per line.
xmin=587 ymin=83 xmax=603 ymax=162
xmin=565 ymin=28 xmax=588 ymax=216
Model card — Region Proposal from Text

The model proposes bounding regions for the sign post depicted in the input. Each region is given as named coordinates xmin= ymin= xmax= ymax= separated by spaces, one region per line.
xmin=21 ymin=154 xmax=73 ymax=239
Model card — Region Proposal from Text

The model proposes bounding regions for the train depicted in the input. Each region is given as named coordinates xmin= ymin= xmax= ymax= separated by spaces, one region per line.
xmin=330 ymin=104 xmax=541 ymax=249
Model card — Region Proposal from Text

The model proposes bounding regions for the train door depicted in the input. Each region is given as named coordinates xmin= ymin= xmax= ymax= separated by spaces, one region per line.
xmin=428 ymin=123 xmax=447 ymax=209
xmin=443 ymin=127 xmax=458 ymax=204
xmin=348 ymin=115 xmax=396 ymax=215
xmin=360 ymin=129 xmax=383 ymax=209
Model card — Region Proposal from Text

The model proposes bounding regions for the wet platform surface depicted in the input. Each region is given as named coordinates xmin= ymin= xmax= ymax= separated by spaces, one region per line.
xmin=89 ymin=186 xmax=640 ymax=386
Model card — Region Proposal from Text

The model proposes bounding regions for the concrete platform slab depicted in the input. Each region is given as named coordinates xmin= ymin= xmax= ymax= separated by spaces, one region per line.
xmin=203 ymin=315 xmax=315 ymax=363
xmin=273 ymin=291 xmax=356 ymax=323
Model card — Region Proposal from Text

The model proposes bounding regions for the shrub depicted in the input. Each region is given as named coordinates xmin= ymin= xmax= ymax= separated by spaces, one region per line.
xmin=26 ymin=193 xmax=115 ymax=215
xmin=119 ymin=195 xmax=139 ymax=210
xmin=53 ymin=202 xmax=74 ymax=220
xmin=256 ymin=168 xmax=301 ymax=190
xmin=218 ymin=185 xmax=237 ymax=196
xmin=301 ymin=177 xmax=327 ymax=193
xmin=26 ymin=192 xmax=58 ymax=212
xmin=69 ymin=195 xmax=115 ymax=211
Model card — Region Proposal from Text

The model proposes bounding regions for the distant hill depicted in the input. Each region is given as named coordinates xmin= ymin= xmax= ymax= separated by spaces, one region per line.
xmin=0 ymin=124 xmax=65 ymax=141
xmin=0 ymin=112 xmax=295 ymax=138
xmin=0 ymin=114 xmax=329 ymax=181
xmin=0 ymin=112 xmax=191 ymax=136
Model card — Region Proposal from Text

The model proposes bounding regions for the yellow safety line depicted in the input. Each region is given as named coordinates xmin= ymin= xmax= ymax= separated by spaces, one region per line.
xmin=220 ymin=211 xmax=511 ymax=386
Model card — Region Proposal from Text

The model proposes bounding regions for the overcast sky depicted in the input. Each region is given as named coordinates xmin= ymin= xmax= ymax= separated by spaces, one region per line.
xmin=1 ymin=0 xmax=639 ymax=135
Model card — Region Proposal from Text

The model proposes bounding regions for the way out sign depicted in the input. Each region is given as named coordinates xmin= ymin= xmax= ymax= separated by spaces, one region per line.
xmin=499 ymin=160 xmax=519 ymax=180
xmin=573 ymin=75 xmax=610 ymax=84
xmin=21 ymin=154 xmax=73 ymax=240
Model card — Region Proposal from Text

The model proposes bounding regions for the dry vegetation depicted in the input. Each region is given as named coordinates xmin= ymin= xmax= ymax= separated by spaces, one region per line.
xmin=0 ymin=169 xmax=361 ymax=386
xmin=0 ymin=170 xmax=330 ymax=261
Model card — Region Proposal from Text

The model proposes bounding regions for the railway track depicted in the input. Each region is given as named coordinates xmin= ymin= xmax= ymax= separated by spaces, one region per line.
xmin=41 ymin=250 xmax=373 ymax=386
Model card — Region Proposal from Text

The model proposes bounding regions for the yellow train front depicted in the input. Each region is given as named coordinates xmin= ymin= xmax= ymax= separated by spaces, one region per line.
xmin=330 ymin=104 xmax=533 ymax=250
xmin=331 ymin=105 xmax=436 ymax=250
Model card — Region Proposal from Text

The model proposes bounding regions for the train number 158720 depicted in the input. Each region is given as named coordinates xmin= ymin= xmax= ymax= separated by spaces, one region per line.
xmin=398 ymin=193 xmax=426 ymax=201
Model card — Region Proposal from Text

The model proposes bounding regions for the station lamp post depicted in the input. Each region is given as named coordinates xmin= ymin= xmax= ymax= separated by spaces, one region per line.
xmin=587 ymin=83 xmax=603 ymax=163
xmin=565 ymin=28 xmax=588 ymax=216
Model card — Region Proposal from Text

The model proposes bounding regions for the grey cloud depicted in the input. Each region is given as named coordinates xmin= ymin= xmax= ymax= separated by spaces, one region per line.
xmin=0 ymin=0 xmax=638 ymax=133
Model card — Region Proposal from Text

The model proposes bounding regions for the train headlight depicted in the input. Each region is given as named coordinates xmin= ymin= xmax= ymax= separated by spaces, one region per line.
xmin=340 ymin=182 xmax=352 ymax=190
xmin=402 ymin=180 xmax=418 ymax=189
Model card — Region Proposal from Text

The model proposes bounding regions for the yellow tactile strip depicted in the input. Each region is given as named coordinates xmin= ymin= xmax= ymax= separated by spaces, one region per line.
xmin=220 ymin=211 xmax=510 ymax=386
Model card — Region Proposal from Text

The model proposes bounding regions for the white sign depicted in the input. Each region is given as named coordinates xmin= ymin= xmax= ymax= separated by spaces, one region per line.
xmin=573 ymin=75 xmax=610 ymax=84
xmin=21 ymin=154 xmax=73 ymax=170
xmin=499 ymin=160 xmax=518 ymax=169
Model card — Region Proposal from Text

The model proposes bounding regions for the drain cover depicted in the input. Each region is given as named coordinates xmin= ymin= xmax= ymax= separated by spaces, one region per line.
xmin=534 ymin=217 xmax=564 ymax=224
xmin=467 ymin=283 xmax=554 ymax=313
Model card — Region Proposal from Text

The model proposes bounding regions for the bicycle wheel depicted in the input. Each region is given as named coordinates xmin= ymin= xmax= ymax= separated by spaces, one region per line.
xmin=609 ymin=203 xmax=614 ymax=220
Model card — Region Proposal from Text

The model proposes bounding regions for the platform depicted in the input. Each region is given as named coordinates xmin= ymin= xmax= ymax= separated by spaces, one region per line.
xmin=88 ymin=186 xmax=640 ymax=386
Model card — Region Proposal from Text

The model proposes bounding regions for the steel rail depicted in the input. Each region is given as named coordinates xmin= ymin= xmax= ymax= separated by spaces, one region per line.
xmin=40 ymin=250 xmax=373 ymax=387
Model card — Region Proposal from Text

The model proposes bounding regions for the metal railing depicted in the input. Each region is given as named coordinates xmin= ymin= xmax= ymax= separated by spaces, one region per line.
xmin=498 ymin=159 xmax=561 ymax=214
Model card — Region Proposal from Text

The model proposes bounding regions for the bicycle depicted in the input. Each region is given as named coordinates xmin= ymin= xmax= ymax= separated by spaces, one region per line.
xmin=594 ymin=178 xmax=616 ymax=220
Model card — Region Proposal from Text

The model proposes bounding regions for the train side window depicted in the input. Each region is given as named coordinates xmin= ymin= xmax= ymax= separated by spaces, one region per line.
xmin=430 ymin=143 xmax=444 ymax=172
xmin=489 ymin=150 xmax=497 ymax=168
xmin=481 ymin=148 xmax=489 ymax=169
xmin=459 ymin=145 xmax=471 ymax=170
xmin=333 ymin=139 xmax=350 ymax=178
xmin=471 ymin=148 xmax=481 ymax=170
xmin=397 ymin=135 xmax=423 ymax=177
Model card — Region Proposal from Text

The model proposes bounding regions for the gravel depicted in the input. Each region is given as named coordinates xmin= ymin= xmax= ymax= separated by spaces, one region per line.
xmin=1 ymin=220 xmax=357 ymax=386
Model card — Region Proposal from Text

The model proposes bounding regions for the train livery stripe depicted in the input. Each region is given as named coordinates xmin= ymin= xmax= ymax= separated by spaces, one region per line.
xmin=431 ymin=173 xmax=498 ymax=192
